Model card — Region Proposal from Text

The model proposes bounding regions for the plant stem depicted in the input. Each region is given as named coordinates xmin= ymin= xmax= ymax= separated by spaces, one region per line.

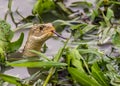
xmin=43 ymin=36 xmax=70 ymax=86
xmin=43 ymin=67 xmax=55 ymax=86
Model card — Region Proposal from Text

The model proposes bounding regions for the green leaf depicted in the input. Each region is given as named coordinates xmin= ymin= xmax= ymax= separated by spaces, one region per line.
xmin=67 ymin=49 xmax=85 ymax=72
xmin=70 ymin=24 xmax=87 ymax=30
xmin=72 ymin=59 xmax=85 ymax=73
xmin=101 ymin=8 xmax=114 ymax=26
xmin=54 ymin=48 xmax=64 ymax=62
xmin=78 ymin=49 xmax=103 ymax=58
xmin=112 ymin=31 xmax=120 ymax=47
xmin=69 ymin=49 xmax=82 ymax=60
xmin=106 ymin=64 xmax=120 ymax=85
xmin=29 ymin=50 xmax=51 ymax=61
xmin=82 ymin=24 xmax=96 ymax=34
xmin=0 ymin=73 xmax=22 ymax=86
xmin=52 ymin=20 xmax=72 ymax=26
xmin=91 ymin=9 xmax=99 ymax=20
xmin=70 ymin=1 xmax=92 ymax=7
xmin=7 ymin=60 xmax=67 ymax=68
xmin=67 ymin=49 xmax=91 ymax=73
xmin=0 ymin=48 xmax=5 ymax=62
xmin=8 ymin=32 xmax=24 ymax=52
xmin=100 ymin=26 xmax=112 ymax=43
xmin=91 ymin=62 xmax=109 ymax=86
xmin=68 ymin=67 xmax=101 ymax=86
xmin=106 ymin=8 xmax=114 ymax=20
xmin=33 ymin=0 xmax=55 ymax=15
xmin=52 ymin=20 xmax=71 ymax=32
xmin=0 ymin=19 xmax=13 ymax=41
xmin=91 ymin=0 xmax=103 ymax=20
xmin=56 ymin=2 xmax=72 ymax=15
xmin=110 ymin=1 xmax=120 ymax=5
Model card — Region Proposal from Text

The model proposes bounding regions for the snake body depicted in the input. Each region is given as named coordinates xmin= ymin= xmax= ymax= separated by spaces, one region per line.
xmin=22 ymin=23 xmax=55 ymax=82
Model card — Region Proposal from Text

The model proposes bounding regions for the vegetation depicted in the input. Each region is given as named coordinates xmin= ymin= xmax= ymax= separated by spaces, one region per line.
xmin=0 ymin=0 xmax=120 ymax=86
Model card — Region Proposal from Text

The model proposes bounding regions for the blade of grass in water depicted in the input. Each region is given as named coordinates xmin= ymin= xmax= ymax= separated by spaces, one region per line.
xmin=43 ymin=36 xmax=70 ymax=86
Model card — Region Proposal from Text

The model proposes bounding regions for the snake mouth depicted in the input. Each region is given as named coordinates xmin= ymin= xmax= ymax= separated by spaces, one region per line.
xmin=40 ymin=29 xmax=55 ymax=39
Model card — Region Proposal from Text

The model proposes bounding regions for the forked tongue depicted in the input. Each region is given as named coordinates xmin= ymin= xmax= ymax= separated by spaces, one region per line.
xmin=51 ymin=30 xmax=67 ymax=40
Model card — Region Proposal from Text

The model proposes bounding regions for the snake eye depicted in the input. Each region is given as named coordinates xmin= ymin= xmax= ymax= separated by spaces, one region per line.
xmin=39 ymin=25 xmax=45 ymax=30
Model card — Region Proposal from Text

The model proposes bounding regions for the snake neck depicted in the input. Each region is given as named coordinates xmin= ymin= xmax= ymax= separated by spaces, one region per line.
xmin=23 ymin=37 xmax=44 ymax=57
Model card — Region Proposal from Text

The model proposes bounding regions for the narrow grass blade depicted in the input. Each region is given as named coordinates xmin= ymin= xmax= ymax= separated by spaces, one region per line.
xmin=7 ymin=60 xmax=67 ymax=68
xmin=29 ymin=50 xmax=51 ymax=61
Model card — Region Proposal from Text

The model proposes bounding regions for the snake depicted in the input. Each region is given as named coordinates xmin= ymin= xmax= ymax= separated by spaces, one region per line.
xmin=23 ymin=23 xmax=55 ymax=57
xmin=22 ymin=23 xmax=55 ymax=83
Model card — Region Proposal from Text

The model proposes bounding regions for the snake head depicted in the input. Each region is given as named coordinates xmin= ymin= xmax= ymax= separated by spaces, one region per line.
xmin=29 ymin=23 xmax=55 ymax=43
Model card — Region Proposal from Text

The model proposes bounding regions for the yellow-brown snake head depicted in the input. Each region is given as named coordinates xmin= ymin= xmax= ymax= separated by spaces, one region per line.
xmin=23 ymin=23 xmax=55 ymax=57
xmin=29 ymin=23 xmax=55 ymax=42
